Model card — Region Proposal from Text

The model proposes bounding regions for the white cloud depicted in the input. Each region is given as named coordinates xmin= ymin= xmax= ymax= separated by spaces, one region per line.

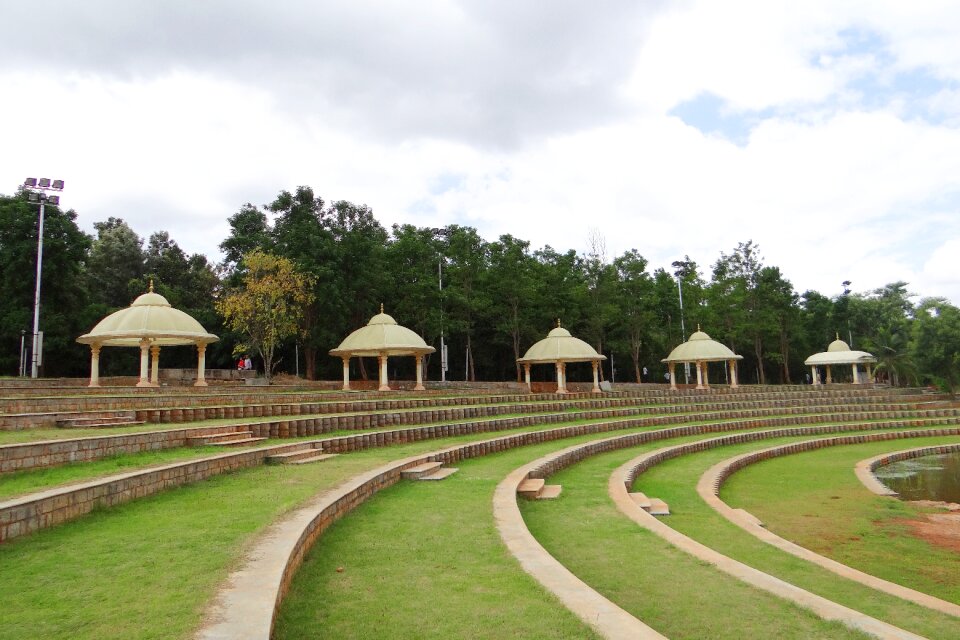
xmin=1 ymin=0 xmax=959 ymax=306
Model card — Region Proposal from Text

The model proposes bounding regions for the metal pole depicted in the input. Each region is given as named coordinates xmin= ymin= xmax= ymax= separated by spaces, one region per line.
xmin=439 ymin=259 xmax=446 ymax=383
xmin=31 ymin=200 xmax=45 ymax=379
xmin=676 ymin=275 xmax=689 ymax=384
xmin=19 ymin=330 xmax=26 ymax=377
xmin=295 ymin=343 xmax=299 ymax=378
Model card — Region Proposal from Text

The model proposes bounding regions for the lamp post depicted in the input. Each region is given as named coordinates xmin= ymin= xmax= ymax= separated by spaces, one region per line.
xmin=672 ymin=263 xmax=691 ymax=385
xmin=22 ymin=177 xmax=64 ymax=379
xmin=841 ymin=280 xmax=853 ymax=347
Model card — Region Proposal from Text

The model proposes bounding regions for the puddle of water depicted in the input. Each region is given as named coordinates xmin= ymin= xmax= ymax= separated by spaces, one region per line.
xmin=875 ymin=452 xmax=960 ymax=503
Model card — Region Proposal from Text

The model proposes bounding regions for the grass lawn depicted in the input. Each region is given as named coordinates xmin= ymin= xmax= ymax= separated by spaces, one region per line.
xmin=634 ymin=432 xmax=960 ymax=639
xmin=0 ymin=446 xmax=224 ymax=500
xmin=0 ymin=421 xmax=665 ymax=640
xmin=722 ymin=436 xmax=960 ymax=603
xmin=274 ymin=438 xmax=620 ymax=639
xmin=522 ymin=435 xmax=869 ymax=640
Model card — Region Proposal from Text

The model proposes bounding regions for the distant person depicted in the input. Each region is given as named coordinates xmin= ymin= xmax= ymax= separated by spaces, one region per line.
xmin=243 ymin=355 xmax=253 ymax=371
xmin=642 ymin=366 xmax=649 ymax=382
xmin=237 ymin=357 xmax=244 ymax=371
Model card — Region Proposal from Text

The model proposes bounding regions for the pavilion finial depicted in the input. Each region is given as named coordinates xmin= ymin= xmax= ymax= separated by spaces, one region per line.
xmin=149 ymin=279 xmax=154 ymax=293
xmin=556 ymin=318 xmax=561 ymax=328
xmin=836 ymin=332 xmax=840 ymax=340
xmin=697 ymin=323 xmax=701 ymax=332
xmin=381 ymin=302 xmax=384 ymax=314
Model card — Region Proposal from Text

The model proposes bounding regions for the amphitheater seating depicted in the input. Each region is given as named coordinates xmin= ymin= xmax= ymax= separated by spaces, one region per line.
xmin=3 ymin=379 xmax=959 ymax=639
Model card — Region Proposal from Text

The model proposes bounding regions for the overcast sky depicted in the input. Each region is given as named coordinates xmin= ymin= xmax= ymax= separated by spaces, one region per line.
xmin=2 ymin=1 xmax=959 ymax=304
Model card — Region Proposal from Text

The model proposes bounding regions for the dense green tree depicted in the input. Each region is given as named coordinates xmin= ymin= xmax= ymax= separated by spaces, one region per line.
xmin=0 ymin=192 xmax=91 ymax=376
xmin=486 ymin=235 xmax=538 ymax=381
xmin=442 ymin=226 xmax=489 ymax=381
xmin=216 ymin=250 xmax=315 ymax=380
xmin=912 ymin=298 xmax=960 ymax=391
xmin=612 ymin=250 xmax=655 ymax=383
xmin=86 ymin=218 xmax=145 ymax=308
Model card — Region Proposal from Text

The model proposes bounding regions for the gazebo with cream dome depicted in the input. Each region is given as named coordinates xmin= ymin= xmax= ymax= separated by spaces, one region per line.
xmin=76 ymin=282 xmax=218 ymax=387
xmin=517 ymin=320 xmax=607 ymax=394
xmin=662 ymin=325 xmax=742 ymax=390
xmin=329 ymin=305 xmax=435 ymax=391
xmin=804 ymin=334 xmax=877 ymax=385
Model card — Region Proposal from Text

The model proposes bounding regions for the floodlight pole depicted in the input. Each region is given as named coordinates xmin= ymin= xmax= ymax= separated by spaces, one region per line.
xmin=439 ymin=259 xmax=446 ymax=383
xmin=676 ymin=275 xmax=690 ymax=384
xmin=22 ymin=178 xmax=64 ymax=379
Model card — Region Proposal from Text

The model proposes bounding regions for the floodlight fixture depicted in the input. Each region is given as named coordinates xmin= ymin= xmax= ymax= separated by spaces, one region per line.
xmin=21 ymin=176 xmax=65 ymax=378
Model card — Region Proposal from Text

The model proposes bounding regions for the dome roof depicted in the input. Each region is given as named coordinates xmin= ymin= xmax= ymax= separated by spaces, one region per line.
xmin=827 ymin=337 xmax=851 ymax=352
xmin=329 ymin=306 xmax=435 ymax=357
xmin=517 ymin=322 xmax=606 ymax=364
xmin=805 ymin=334 xmax=876 ymax=366
xmin=662 ymin=326 xmax=742 ymax=363
xmin=77 ymin=286 xmax=218 ymax=347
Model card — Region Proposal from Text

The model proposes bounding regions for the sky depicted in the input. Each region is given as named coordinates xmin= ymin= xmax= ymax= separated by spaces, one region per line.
xmin=2 ymin=1 xmax=960 ymax=305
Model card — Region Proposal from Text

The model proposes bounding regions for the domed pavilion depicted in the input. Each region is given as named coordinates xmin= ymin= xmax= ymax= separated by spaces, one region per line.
xmin=804 ymin=334 xmax=877 ymax=385
xmin=517 ymin=321 xmax=606 ymax=394
xmin=76 ymin=283 xmax=218 ymax=387
xmin=329 ymin=306 xmax=435 ymax=391
xmin=662 ymin=326 xmax=742 ymax=390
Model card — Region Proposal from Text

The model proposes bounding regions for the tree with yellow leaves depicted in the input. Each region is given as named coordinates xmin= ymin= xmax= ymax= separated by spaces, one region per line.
xmin=216 ymin=249 xmax=315 ymax=380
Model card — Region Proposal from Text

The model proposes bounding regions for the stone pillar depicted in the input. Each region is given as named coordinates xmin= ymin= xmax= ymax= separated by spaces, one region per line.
xmin=89 ymin=343 xmax=101 ymax=388
xmin=729 ymin=359 xmax=739 ymax=389
xmin=866 ymin=363 xmax=874 ymax=383
xmin=136 ymin=339 xmax=151 ymax=387
xmin=524 ymin=363 xmax=531 ymax=391
xmin=851 ymin=363 xmax=860 ymax=384
xmin=556 ymin=362 xmax=568 ymax=394
xmin=195 ymin=344 xmax=208 ymax=387
xmin=695 ymin=360 xmax=704 ymax=389
xmin=826 ymin=366 xmax=833 ymax=384
xmin=378 ymin=354 xmax=390 ymax=391
xmin=150 ymin=345 xmax=161 ymax=387
xmin=811 ymin=365 xmax=819 ymax=386
xmin=591 ymin=360 xmax=600 ymax=393
xmin=669 ymin=363 xmax=677 ymax=391
xmin=414 ymin=355 xmax=425 ymax=391
xmin=341 ymin=357 xmax=351 ymax=391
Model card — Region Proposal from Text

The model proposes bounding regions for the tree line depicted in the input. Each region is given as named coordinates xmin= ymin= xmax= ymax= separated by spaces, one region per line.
xmin=2 ymin=185 xmax=959 ymax=390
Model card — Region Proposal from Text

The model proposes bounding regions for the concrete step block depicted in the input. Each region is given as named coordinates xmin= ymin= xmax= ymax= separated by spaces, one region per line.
xmin=209 ymin=436 xmax=267 ymax=448
xmin=645 ymin=498 xmax=670 ymax=516
xmin=401 ymin=461 xmax=443 ymax=480
xmin=538 ymin=484 xmax=562 ymax=499
xmin=517 ymin=477 xmax=545 ymax=499
xmin=286 ymin=453 xmax=339 ymax=465
xmin=629 ymin=492 xmax=652 ymax=509
xmin=419 ymin=467 xmax=459 ymax=481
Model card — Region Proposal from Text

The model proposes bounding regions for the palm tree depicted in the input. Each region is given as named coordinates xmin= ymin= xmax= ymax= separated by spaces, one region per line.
xmin=863 ymin=328 xmax=918 ymax=386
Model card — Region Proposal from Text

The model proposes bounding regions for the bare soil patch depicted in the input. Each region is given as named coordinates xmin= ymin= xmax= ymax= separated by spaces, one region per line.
xmin=902 ymin=501 xmax=960 ymax=554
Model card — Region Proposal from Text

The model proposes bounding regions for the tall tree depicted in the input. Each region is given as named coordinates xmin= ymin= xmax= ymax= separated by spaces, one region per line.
xmin=0 ymin=192 xmax=91 ymax=376
xmin=486 ymin=235 xmax=537 ymax=381
xmin=443 ymin=226 xmax=489 ymax=381
xmin=613 ymin=250 xmax=654 ymax=382
xmin=86 ymin=218 xmax=145 ymax=308
xmin=912 ymin=298 xmax=960 ymax=392
xmin=216 ymin=250 xmax=315 ymax=380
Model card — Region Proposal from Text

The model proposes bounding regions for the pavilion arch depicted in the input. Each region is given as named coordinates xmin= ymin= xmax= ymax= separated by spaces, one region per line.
xmin=76 ymin=284 xmax=218 ymax=387
xmin=661 ymin=326 xmax=742 ymax=390
xmin=329 ymin=306 xmax=435 ymax=391
xmin=517 ymin=321 xmax=606 ymax=394
xmin=805 ymin=334 xmax=877 ymax=385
